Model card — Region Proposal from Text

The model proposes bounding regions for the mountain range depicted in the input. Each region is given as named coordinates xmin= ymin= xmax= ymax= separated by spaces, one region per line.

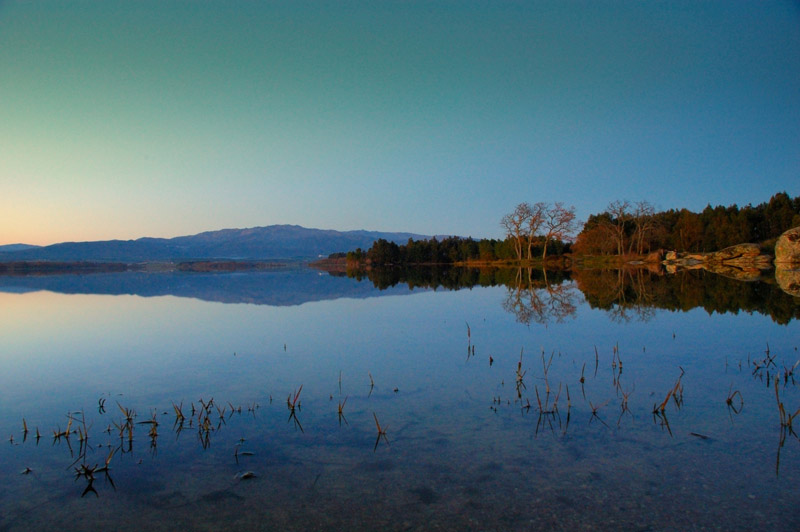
xmin=0 ymin=225 xmax=430 ymax=262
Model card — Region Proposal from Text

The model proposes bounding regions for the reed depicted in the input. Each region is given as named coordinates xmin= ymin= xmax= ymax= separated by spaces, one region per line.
xmin=515 ymin=348 xmax=527 ymax=397
xmin=594 ymin=345 xmax=599 ymax=377
xmin=653 ymin=368 xmax=685 ymax=414
xmin=95 ymin=446 xmax=116 ymax=474
xmin=612 ymin=348 xmax=622 ymax=371
xmin=775 ymin=377 xmax=800 ymax=432
xmin=215 ymin=404 xmax=227 ymax=425
xmin=337 ymin=396 xmax=348 ymax=426
xmin=783 ymin=360 xmax=799 ymax=386
xmin=652 ymin=409 xmax=673 ymax=436
xmin=287 ymin=386 xmax=302 ymax=412
xmin=173 ymin=402 xmax=185 ymax=429
xmin=287 ymin=386 xmax=304 ymax=432
xmin=588 ymin=399 xmax=610 ymax=428
xmin=116 ymin=403 xmax=136 ymax=433
xmin=618 ymin=386 xmax=634 ymax=426
xmin=373 ymin=412 xmax=389 ymax=451
xmin=726 ymin=386 xmax=744 ymax=414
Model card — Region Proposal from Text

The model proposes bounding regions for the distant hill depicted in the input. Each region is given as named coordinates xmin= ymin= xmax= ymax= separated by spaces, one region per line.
xmin=0 ymin=244 xmax=40 ymax=253
xmin=0 ymin=225 xmax=430 ymax=262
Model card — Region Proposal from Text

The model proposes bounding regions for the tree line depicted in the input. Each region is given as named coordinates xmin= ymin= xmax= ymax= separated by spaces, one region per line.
xmin=346 ymin=201 xmax=577 ymax=266
xmin=347 ymin=236 xmax=517 ymax=266
xmin=344 ymin=191 xmax=799 ymax=265
xmin=574 ymin=192 xmax=800 ymax=255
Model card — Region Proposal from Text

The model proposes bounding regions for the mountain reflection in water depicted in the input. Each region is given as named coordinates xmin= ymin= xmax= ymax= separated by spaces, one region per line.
xmin=0 ymin=264 xmax=797 ymax=323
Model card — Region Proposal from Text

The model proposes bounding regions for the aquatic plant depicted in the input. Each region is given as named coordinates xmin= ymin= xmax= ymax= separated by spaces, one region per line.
xmin=337 ymin=396 xmax=348 ymax=426
xmin=653 ymin=368 xmax=685 ymax=414
xmin=287 ymin=386 xmax=304 ymax=432
xmin=373 ymin=412 xmax=389 ymax=451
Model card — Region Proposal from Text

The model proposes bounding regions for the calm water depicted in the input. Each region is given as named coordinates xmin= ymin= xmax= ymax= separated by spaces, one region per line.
xmin=1 ymin=268 xmax=798 ymax=531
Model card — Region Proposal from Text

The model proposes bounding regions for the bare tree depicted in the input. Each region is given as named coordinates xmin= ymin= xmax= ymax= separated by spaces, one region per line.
xmin=525 ymin=202 xmax=548 ymax=260
xmin=629 ymin=201 xmax=656 ymax=255
xmin=501 ymin=203 xmax=532 ymax=261
xmin=603 ymin=200 xmax=631 ymax=256
xmin=541 ymin=202 xmax=577 ymax=260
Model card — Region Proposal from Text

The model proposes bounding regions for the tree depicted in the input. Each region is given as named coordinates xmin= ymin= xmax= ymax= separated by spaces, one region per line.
xmin=500 ymin=203 xmax=532 ymax=261
xmin=366 ymin=239 xmax=400 ymax=265
xmin=603 ymin=200 xmax=631 ymax=256
xmin=478 ymin=239 xmax=497 ymax=261
xmin=673 ymin=209 xmax=702 ymax=251
xmin=541 ymin=202 xmax=577 ymax=260
xmin=525 ymin=202 xmax=547 ymax=260
xmin=629 ymin=200 xmax=657 ymax=255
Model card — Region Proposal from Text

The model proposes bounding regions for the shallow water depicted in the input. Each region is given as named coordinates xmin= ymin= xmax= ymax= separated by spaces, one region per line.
xmin=1 ymin=268 xmax=798 ymax=531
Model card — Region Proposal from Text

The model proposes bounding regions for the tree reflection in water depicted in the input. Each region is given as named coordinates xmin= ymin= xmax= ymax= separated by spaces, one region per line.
xmin=501 ymin=267 xmax=576 ymax=326
xmin=348 ymin=264 xmax=800 ymax=325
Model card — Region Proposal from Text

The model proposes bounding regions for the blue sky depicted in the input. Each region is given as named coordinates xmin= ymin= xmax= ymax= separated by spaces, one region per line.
xmin=1 ymin=1 xmax=798 ymax=245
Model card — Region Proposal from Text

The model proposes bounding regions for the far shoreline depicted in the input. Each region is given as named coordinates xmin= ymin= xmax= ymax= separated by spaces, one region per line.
xmin=0 ymin=260 xmax=299 ymax=276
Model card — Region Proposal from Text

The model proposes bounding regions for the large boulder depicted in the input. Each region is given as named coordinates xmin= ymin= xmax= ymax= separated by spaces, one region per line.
xmin=775 ymin=227 xmax=800 ymax=265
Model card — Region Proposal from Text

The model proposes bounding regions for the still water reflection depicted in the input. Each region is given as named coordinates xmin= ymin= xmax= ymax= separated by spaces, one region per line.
xmin=0 ymin=267 xmax=798 ymax=531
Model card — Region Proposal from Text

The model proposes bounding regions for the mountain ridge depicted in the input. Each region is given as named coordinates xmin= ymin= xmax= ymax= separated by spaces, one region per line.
xmin=0 ymin=225 xmax=431 ymax=262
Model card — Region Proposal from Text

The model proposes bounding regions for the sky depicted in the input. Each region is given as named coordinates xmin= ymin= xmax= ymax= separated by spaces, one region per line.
xmin=1 ymin=1 xmax=799 ymax=246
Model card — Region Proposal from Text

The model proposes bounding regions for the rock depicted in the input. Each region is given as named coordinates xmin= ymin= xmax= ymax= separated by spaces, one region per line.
xmin=710 ymin=243 xmax=761 ymax=261
xmin=684 ymin=253 xmax=707 ymax=263
xmin=775 ymin=267 xmax=800 ymax=297
xmin=644 ymin=249 xmax=666 ymax=262
xmin=775 ymin=227 xmax=800 ymax=265
xmin=706 ymin=243 xmax=772 ymax=275
xmin=703 ymin=263 xmax=765 ymax=282
xmin=663 ymin=242 xmax=773 ymax=277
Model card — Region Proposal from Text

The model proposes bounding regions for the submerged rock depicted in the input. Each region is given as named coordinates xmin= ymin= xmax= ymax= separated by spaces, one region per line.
xmin=775 ymin=226 xmax=800 ymax=265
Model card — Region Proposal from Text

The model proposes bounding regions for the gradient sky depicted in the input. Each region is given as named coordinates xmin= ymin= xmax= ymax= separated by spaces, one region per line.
xmin=1 ymin=1 xmax=799 ymax=245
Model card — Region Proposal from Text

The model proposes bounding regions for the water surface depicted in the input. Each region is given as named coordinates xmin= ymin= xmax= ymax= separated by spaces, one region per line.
xmin=1 ymin=268 xmax=798 ymax=531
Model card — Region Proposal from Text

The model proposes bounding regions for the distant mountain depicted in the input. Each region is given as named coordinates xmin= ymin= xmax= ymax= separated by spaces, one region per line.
xmin=0 ymin=225 xmax=429 ymax=262
xmin=0 ymin=243 xmax=40 ymax=253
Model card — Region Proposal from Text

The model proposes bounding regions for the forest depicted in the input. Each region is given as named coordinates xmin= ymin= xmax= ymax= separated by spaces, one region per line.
xmin=573 ymin=192 xmax=800 ymax=256
xmin=346 ymin=192 xmax=800 ymax=266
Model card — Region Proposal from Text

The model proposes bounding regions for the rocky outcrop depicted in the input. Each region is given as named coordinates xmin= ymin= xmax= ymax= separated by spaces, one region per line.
xmin=663 ymin=243 xmax=773 ymax=281
xmin=775 ymin=227 xmax=800 ymax=265
xmin=708 ymin=243 xmax=762 ymax=262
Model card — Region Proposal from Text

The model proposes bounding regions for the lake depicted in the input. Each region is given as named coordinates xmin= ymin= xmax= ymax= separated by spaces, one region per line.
xmin=1 ymin=266 xmax=798 ymax=531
